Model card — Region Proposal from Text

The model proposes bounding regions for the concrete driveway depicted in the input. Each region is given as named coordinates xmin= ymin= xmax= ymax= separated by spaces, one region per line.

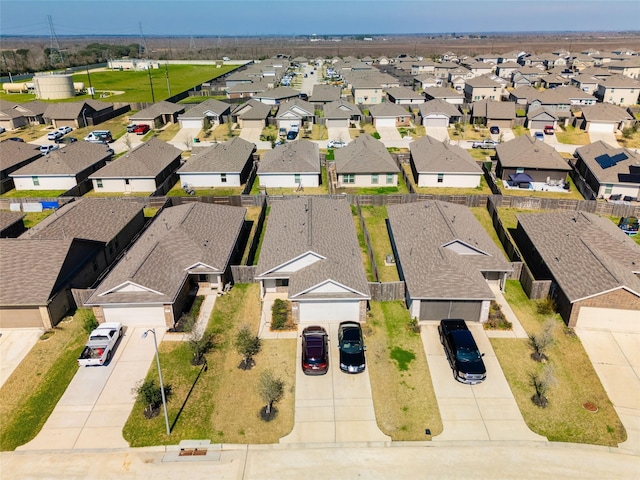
xmin=326 ymin=126 xmax=351 ymax=144
xmin=0 ymin=328 xmax=43 ymax=388
xmin=421 ymin=322 xmax=546 ymax=443
xmin=575 ymin=327 xmax=640 ymax=454
xmin=424 ymin=126 xmax=449 ymax=142
xmin=239 ymin=127 xmax=262 ymax=143
xmin=280 ymin=322 xmax=390 ymax=444
xmin=376 ymin=125 xmax=402 ymax=142
xmin=167 ymin=127 xmax=201 ymax=151
xmin=588 ymin=131 xmax=620 ymax=147
xmin=18 ymin=326 xmax=164 ymax=451
xmin=494 ymin=128 xmax=515 ymax=143
xmin=111 ymin=132 xmax=144 ymax=154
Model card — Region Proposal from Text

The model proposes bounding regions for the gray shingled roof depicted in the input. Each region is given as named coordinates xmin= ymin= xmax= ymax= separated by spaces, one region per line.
xmin=226 ymin=81 xmax=269 ymax=94
xmin=89 ymin=137 xmax=181 ymax=179
xmin=0 ymin=238 xmax=99 ymax=305
xmin=129 ymin=101 xmax=185 ymax=121
xmin=254 ymin=87 xmax=300 ymax=101
xmin=275 ymin=98 xmax=314 ymax=119
xmin=0 ymin=140 xmax=41 ymax=173
xmin=472 ymin=100 xmax=516 ymax=120
xmin=423 ymin=87 xmax=464 ymax=99
xmin=418 ymin=99 xmax=461 ymax=118
xmin=20 ymin=198 xmax=143 ymax=243
xmin=231 ymin=99 xmax=272 ymax=120
xmin=368 ymin=103 xmax=410 ymax=118
xmin=10 ymin=141 xmax=111 ymax=176
xmin=0 ymin=210 xmax=25 ymax=233
xmin=178 ymin=137 xmax=255 ymax=174
xmin=310 ymin=84 xmax=341 ymax=103
xmin=323 ymin=100 xmax=361 ymax=119
xmin=255 ymin=197 xmax=369 ymax=299
xmin=180 ymin=99 xmax=230 ymax=119
xmin=409 ymin=136 xmax=482 ymax=174
xmin=44 ymin=100 xmax=111 ymax=119
xmin=334 ymin=134 xmax=399 ymax=175
xmin=258 ymin=139 xmax=319 ymax=174
xmin=575 ymin=141 xmax=640 ymax=185
xmin=464 ymin=75 xmax=502 ymax=88
xmin=386 ymin=86 xmax=424 ymax=101
xmin=598 ymin=74 xmax=640 ymax=88
xmin=581 ymin=103 xmax=633 ymax=123
xmin=516 ymin=211 xmax=640 ymax=302
xmin=496 ymin=135 xmax=571 ymax=171
xmin=387 ymin=201 xmax=511 ymax=300
xmin=85 ymin=203 xmax=246 ymax=306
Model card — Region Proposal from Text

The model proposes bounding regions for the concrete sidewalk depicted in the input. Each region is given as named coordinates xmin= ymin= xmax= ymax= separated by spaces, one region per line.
xmin=486 ymin=284 xmax=528 ymax=339
xmin=0 ymin=327 xmax=43 ymax=388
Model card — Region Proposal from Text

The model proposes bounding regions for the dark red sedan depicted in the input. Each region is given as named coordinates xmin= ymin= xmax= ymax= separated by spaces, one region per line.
xmin=301 ymin=326 xmax=329 ymax=375
xmin=133 ymin=124 xmax=151 ymax=135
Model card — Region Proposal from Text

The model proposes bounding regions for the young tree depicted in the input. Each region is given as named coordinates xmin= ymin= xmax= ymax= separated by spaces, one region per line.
xmin=529 ymin=365 xmax=556 ymax=408
xmin=528 ymin=318 xmax=556 ymax=362
xmin=133 ymin=379 xmax=172 ymax=419
xmin=259 ymin=370 xmax=285 ymax=421
xmin=235 ymin=324 xmax=261 ymax=370
xmin=188 ymin=330 xmax=215 ymax=366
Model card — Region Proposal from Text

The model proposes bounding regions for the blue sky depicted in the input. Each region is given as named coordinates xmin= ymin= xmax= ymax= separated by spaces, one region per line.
xmin=1 ymin=0 xmax=638 ymax=36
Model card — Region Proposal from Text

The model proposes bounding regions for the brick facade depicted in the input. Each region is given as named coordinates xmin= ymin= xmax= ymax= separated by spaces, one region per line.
xmin=569 ymin=288 xmax=640 ymax=327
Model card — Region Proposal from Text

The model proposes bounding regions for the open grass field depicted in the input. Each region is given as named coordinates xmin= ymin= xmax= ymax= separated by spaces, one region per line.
xmin=123 ymin=283 xmax=296 ymax=446
xmin=367 ymin=301 xmax=443 ymax=440
xmin=491 ymin=281 xmax=625 ymax=446
xmin=0 ymin=311 xmax=88 ymax=451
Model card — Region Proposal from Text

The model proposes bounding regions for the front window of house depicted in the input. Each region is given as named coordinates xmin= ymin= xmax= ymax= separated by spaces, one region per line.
xmin=32 ymin=176 xmax=39 ymax=186
xmin=605 ymin=184 xmax=613 ymax=194
xmin=437 ymin=173 xmax=444 ymax=183
xmin=221 ymin=173 xmax=227 ymax=183
xmin=371 ymin=174 xmax=378 ymax=184
xmin=343 ymin=174 xmax=355 ymax=184
xmin=386 ymin=174 xmax=394 ymax=184
xmin=516 ymin=168 xmax=524 ymax=174
xmin=96 ymin=179 xmax=103 ymax=188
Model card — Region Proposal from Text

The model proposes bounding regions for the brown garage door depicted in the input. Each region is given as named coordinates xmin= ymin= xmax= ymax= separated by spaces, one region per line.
xmin=0 ymin=307 xmax=44 ymax=328
xmin=241 ymin=119 xmax=264 ymax=129
xmin=489 ymin=119 xmax=512 ymax=129
xmin=419 ymin=300 xmax=482 ymax=322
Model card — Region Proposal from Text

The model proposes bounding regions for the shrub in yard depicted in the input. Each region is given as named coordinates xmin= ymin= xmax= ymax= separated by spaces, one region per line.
xmin=528 ymin=318 xmax=556 ymax=362
xmin=133 ymin=379 xmax=172 ymax=419
xmin=372 ymin=132 xmax=381 ymax=139
xmin=235 ymin=324 xmax=261 ymax=370
xmin=407 ymin=317 xmax=420 ymax=334
xmin=82 ymin=312 xmax=99 ymax=334
xmin=536 ymin=298 xmax=556 ymax=316
xmin=259 ymin=370 xmax=285 ymax=421
xmin=484 ymin=301 xmax=512 ymax=330
xmin=271 ymin=299 xmax=290 ymax=330
xmin=529 ymin=365 xmax=556 ymax=408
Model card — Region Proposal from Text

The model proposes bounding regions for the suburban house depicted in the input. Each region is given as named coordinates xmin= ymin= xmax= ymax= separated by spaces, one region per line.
xmin=0 ymin=210 xmax=26 ymax=238
xmin=570 ymin=73 xmax=600 ymax=94
xmin=418 ymin=99 xmax=462 ymax=127
xmin=0 ymin=107 xmax=27 ymax=131
xmin=594 ymin=74 xmax=640 ymax=106
xmin=258 ymin=139 xmax=320 ymax=189
xmin=463 ymin=75 xmax=505 ymax=102
xmin=386 ymin=86 xmax=426 ymax=105
xmin=423 ymin=87 xmax=465 ymax=105
xmin=20 ymin=197 xmax=145 ymax=268
xmin=368 ymin=103 xmax=412 ymax=128
xmin=526 ymin=107 xmax=558 ymax=131
xmin=409 ymin=135 xmax=482 ymax=188
xmin=0 ymin=100 xmax=47 ymax=130
xmin=413 ymin=75 xmax=442 ymax=91
xmin=44 ymin=100 xmax=115 ymax=129
xmin=226 ymin=81 xmax=269 ymax=100
xmin=323 ymin=99 xmax=362 ymax=128
xmin=0 ymin=238 xmax=105 ymax=328
xmin=495 ymin=61 xmax=520 ymax=79
xmin=0 ymin=139 xmax=42 ymax=193
xmin=309 ymin=84 xmax=342 ymax=105
xmin=253 ymin=86 xmax=301 ymax=105
xmin=275 ymin=98 xmax=315 ymax=131
xmin=129 ymin=101 xmax=185 ymax=128
xmin=387 ymin=200 xmax=512 ymax=323
xmin=177 ymin=137 xmax=255 ymax=188
xmin=347 ymin=71 xmax=400 ymax=105
xmin=471 ymin=99 xmax=516 ymax=128
xmin=10 ymin=142 xmax=111 ymax=191
xmin=513 ymin=211 xmax=640 ymax=328
xmin=573 ymin=141 xmax=640 ymax=200
xmin=255 ymin=197 xmax=370 ymax=323
xmin=578 ymin=103 xmax=635 ymax=133
xmin=85 ymin=202 xmax=247 ymax=328
xmin=89 ymin=137 xmax=182 ymax=194
xmin=334 ymin=134 xmax=399 ymax=188
xmin=178 ymin=99 xmax=231 ymax=129
xmin=607 ymin=58 xmax=640 ymax=80
xmin=495 ymin=135 xmax=571 ymax=187
xmin=230 ymin=99 xmax=272 ymax=129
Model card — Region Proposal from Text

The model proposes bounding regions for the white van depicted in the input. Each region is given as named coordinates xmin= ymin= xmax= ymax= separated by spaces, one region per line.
xmin=84 ymin=130 xmax=113 ymax=143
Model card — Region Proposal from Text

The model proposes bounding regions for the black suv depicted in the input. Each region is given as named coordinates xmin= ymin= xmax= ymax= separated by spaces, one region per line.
xmin=338 ymin=321 xmax=366 ymax=373
xmin=438 ymin=319 xmax=486 ymax=384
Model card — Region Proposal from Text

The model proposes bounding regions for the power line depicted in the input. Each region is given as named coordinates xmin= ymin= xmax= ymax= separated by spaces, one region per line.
xmin=139 ymin=22 xmax=147 ymax=57
xmin=47 ymin=15 xmax=64 ymax=65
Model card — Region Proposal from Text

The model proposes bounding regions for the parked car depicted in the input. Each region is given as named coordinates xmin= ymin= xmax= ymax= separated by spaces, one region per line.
xmin=543 ymin=125 xmax=555 ymax=135
xmin=489 ymin=126 xmax=500 ymax=134
xmin=126 ymin=124 xmax=138 ymax=133
xmin=278 ymin=127 xmax=287 ymax=137
xmin=327 ymin=140 xmax=346 ymax=149
xmin=133 ymin=124 xmax=150 ymax=135
xmin=438 ymin=319 xmax=486 ymax=385
xmin=618 ymin=216 xmax=639 ymax=236
xmin=39 ymin=144 xmax=59 ymax=154
xmin=47 ymin=130 xmax=63 ymax=141
xmin=56 ymin=136 xmax=78 ymax=144
xmin=338 ymin=321 xmax=366 ymax=374
xmin=57 ymin=126 xmax=73 ymax=135
xmin=77 ymin=322 xmax=123 ymax=366
xmin=286 ymin=130 xmax=298 ymax=140
xmin=301 ymin=326 xmax=329 ymax=375
xmin=85 ymin=130 xmax=113 ymax=143
xmin=534 ymin=131 xmax=545 ymax=141
xmin=471 ymin=139 xmax=498 ymax=149
xmin=0 ymin=127 xmax=6 ymax=134
xmin=8 ymin=137 xmax=24 ymax=142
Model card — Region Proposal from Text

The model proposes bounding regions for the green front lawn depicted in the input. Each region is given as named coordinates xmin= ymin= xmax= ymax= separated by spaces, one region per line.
xmin=1 ymin=190 xmax=66 ymax=198
xmin=555 ymin=125 xmax=590 ymax=145
xmin=491 ymin=281 xmax=626 ymax=446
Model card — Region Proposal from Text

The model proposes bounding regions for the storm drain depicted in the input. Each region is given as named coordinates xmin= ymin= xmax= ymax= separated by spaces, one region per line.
xmin=162 ymin=440 xmax=221 ymax=462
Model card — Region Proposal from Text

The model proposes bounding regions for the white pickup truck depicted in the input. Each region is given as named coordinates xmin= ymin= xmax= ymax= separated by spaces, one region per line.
xmin=77 ymin=322 xmax=123 ymax=366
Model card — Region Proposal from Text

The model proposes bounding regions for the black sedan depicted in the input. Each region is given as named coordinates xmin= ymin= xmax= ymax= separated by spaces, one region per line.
xmin=338 ymin=321 xmax=366 ymax=374
xmin=301 ymin=326 xmax=329 ymax=375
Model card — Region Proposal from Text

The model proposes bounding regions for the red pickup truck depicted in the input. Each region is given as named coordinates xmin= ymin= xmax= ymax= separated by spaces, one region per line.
xmin=543 ymin=125 xmax=554 ymax=135
xmin=133 ymin=124 xmax=151 ymax=135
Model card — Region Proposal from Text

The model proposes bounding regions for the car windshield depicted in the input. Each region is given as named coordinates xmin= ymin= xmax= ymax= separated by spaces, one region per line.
xmin=456 ymin=347 xmax=481 ymax=362
xmin=341 ymin=328 xmax=362 ymax=353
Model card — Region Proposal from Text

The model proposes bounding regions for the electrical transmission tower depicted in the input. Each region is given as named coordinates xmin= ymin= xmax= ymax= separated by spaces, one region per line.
xmin=47 ymin=15 xmax=64 ymax=65
xmin=189 ymin=36 xmax=196 ymax=51
xmin=138 ymin=22 xmax=148 ymax=57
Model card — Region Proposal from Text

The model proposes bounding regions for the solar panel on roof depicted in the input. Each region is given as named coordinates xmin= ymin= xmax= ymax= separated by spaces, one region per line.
xmin=629 ymin=164 xmax=640 ymax=174
xmin=611 ymin=152 xmax=628 ymax=163
xmin=618 ymin=173 xmax=640 ymax=184
xmin=595 ymin=152 xmax=628 ymax=169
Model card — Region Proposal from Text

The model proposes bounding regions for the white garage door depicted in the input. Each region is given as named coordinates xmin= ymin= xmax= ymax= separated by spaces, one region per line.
xmin=180 ymin=119 xmax=203 ymax=129
xmin=588 ymin=122 xmax=615 ymax=133
xmin=298 ymin=300 xmax=360 ymax=323
xmin=577 ymin=307 xmax=640 ymax=332
xmin=375 ymin=118 xmax=396 ymax=127
xmin=326 ymin=119 xmax=347 ymax=128
xmin=102 ymin=305 xmax=166 ymax=327
xmin=423 ymin=117 xmax=448 ymax=128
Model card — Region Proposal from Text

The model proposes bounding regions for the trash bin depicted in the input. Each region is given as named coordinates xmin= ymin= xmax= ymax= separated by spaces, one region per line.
xmin=193 ymin=138 xmax=199 ymax=143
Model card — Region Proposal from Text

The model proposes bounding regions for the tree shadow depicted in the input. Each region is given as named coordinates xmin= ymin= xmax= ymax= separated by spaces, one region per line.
xmin=170 ymin=360 xmax=208 ymax=432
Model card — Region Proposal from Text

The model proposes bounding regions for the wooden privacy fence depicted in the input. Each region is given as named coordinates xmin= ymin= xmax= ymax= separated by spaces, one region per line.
xmin=355 ymin=199 xmax=380 ymax=282
xmin=368 ymin=282 xmax=405 ymax=302
xmin=230 ymin=265 xmax=257 ymax=284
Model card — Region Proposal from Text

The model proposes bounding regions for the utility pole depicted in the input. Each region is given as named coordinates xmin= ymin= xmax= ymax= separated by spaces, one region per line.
xmin=139 ymin=22 xmax=148 ymax=57
xmin=86 ymin=67 xmax=94 ymax=99
xmin=147 ymin=67 xmax=155 ymax=103
xmin=165 ymin=63 xmax=171 ymax=97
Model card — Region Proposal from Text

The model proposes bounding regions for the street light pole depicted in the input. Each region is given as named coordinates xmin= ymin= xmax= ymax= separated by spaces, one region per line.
xmin=81 ymin=108 xmax=87 ymax=130
xmin=142 ymin=328 xmax=170 ymax=435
